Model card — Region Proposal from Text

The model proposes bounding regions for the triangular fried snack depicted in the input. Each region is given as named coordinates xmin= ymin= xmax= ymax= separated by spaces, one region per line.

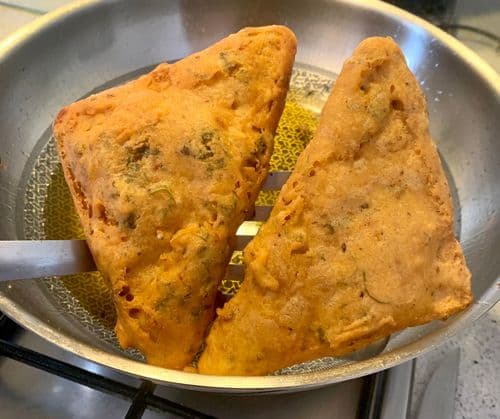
xmin=198 ymin=37 xmax=472 ymax=376
xmin=53 ymin=26 xmax=297 ymax=369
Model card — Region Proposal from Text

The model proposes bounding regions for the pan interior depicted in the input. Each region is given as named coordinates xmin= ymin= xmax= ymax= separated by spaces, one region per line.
xmin=23 ymin=63 xmax=371 ymax=372
xmin=21 ymin=59 xmax=464 ymax=374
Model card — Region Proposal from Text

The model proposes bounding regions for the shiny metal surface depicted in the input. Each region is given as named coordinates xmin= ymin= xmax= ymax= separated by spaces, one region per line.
xmin=379 ymin=360 xmax=415 ymax=419
xmin=415 ymin=348 xmax=460 ymax=419
xmin=0 ymin=240 xmax=96 ymax=281
xmin=0 ymin=0 xmax=499 ymax=392
xmin=0 ymin=169 xmax=289 ymax=281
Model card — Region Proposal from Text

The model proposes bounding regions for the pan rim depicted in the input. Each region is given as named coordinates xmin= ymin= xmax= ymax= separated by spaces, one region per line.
xmin=0 ymin=0 xmax=499 ymax=392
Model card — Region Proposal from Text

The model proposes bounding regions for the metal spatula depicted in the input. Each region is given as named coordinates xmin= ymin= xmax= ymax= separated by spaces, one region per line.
xmin=0 ymin=171 xmax=290 ymax=282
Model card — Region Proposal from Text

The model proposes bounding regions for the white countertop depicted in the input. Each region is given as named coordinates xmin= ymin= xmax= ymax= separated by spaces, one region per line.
xmin=0 ymin=1 xmax=498 ymax=418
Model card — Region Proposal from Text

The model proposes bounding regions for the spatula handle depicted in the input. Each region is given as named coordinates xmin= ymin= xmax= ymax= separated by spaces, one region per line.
xmin=0 ymin=240 xmax=96 ymax=281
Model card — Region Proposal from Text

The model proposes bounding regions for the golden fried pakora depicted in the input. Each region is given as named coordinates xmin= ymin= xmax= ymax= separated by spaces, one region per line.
xmin=53 ymin=26 xmax=297 ymax=369
xmin=198 ymin=37 xmax=472 ymax=376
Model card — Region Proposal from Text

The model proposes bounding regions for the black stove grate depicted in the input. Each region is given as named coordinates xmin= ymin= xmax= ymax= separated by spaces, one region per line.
xmin=0 ymin=313 xmax=214 ymax=419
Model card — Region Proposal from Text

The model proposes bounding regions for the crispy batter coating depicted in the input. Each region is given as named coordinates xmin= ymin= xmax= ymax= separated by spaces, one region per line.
xmin=53 ymin=26 xmax=297 ymax=369
xmin=198 ymin=37 xmax=472 ymax=376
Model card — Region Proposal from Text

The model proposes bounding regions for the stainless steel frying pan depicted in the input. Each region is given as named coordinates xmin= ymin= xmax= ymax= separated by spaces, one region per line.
xmin=0 ymin=0 xmax=498 ymax=392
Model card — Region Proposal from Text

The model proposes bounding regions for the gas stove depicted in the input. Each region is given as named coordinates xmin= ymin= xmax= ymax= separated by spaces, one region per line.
xmin=1 ymin=312 xmax=380 ymax=419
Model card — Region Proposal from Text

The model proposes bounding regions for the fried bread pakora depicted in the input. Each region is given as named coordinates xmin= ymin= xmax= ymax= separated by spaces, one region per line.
xmin=198 ymin=37 xmax=472 ymax=376
xmin=53 ymin=26 xmax=297 ymax=369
